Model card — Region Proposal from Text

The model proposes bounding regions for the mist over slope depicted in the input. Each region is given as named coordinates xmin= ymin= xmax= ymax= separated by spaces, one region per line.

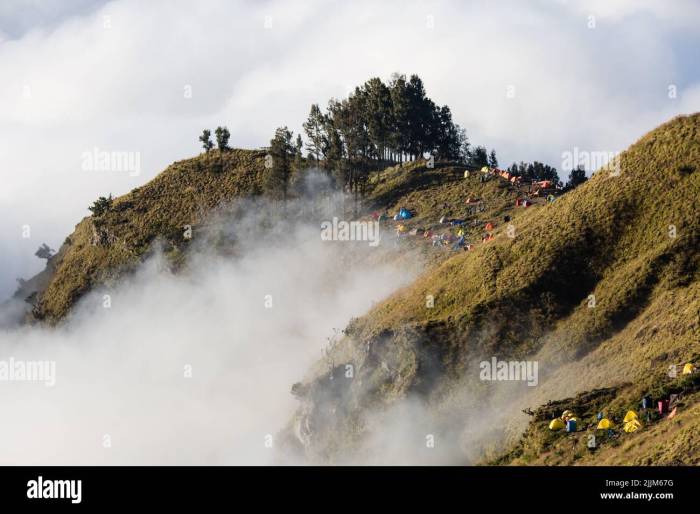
xmin=0 ymin=198 xmax=415 ymax=465
xmin=2 ymin=113 xmax=697 ymax=466
xmin=11 ymin=149 xmax=268 ymax=324
xmin=280 ymin=113 xmax=700 ymax=465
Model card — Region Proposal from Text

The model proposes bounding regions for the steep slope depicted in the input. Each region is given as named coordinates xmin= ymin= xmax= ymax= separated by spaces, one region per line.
xmin=18 ymin=154 xmax=531 ymax=324
xmin=26 ymin=149 xmax=267 ymax=323
xmin=280 ymin=114 xmax=700 ymax=464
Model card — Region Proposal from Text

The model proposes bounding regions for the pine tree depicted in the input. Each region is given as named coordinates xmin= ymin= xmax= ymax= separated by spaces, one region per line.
xmin=364 ymin=77 xmax=394 ymax=162
xmin=434 ymin=106 xmax=462 ymax=161
xmin=199 ymin=129 xmax=213 ymax=153
xmin=294 ymin=134 xmax=304 ymax=174
xmin=457 ymin=126 xmax=470 ymax=164
xmin=214 ymin=126 xmax=230 ymax=151
xmin=470 ymin=146 xmax=489 ymax=168
xmin=566 ymin=165 xmax=587 ymax=190
xmin=264 ymin=127 xmax=294 ymax=202
xmin=389 ymin=73 xmax=411 ymax=163
xmin=488 ymin=149 xmax=499 ymax=168
xmin=303 ymin=104 xmax=327 ymax=166
xmin=326 ymin=127 xmax=345 ymax=188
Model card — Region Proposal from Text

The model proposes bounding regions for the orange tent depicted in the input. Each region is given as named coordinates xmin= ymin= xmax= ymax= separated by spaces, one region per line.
xmin=485 ymin=222 xmax=494 ymax=231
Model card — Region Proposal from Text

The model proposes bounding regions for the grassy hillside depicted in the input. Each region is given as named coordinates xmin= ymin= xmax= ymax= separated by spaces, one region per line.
xmin=15 ymin=110 xmax=699 ymax=466
xmin=30 ymin=149 xmax=267 ymax=322
xmin=281 ymin=113 xmax=700 ymax=464
xmin=23 ymin=152 xmax=530 ymax=324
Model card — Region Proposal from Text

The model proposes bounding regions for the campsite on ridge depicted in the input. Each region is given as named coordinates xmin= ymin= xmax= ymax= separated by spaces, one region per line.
xmin=3 ymin=74 xmax=699 ymax=467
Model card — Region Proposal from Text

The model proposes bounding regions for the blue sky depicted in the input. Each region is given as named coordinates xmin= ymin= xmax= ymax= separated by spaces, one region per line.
xmin=1 ymin=0 xmax=699 ymax=298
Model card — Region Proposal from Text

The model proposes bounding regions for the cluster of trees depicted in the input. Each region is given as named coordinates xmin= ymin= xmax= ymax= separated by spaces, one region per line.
xmin=196 ymin=73 xmax=587 ymax=201
xmin=470 ymin=146 xmax=499 ymax=169
xmin=263 ymin=74 xmax=500 ymax=202
xmin=565 ymin=165 xmax=588 ymax=190
xmin=506 ymin=161 xmax=561 ymax=184
xmin=199 ymin=126 xmax=231 ymax=153
xmin=504 ymin=161 xmax=588 ymax=190
xmin=302 ymin=74 xmax=469 ymax=170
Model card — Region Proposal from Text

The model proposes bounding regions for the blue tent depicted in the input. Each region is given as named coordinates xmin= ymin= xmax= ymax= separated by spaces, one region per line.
xmin=398 ymin=207 xmax=412 ymax=219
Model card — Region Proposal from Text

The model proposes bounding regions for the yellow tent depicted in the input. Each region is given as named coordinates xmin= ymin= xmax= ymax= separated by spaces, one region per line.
xmin=682 ymin=363 xmax=696 ymax=375
xmin=549 ymin=418 xmax=565 ymax=431
xmin=397 ymin=224 xmax=408 ymax=233
xmin=481 ymin=166 xmax=490 ymax=173
xmin=597 ymin=418 xmax=614 ymax=430
xmin=623 ymin=419 xmax=641 ymax=433
xmin=561 ymin=410 xmax=574 ymax=419
xmin=623 ymin=410 xmax=638 ymax=423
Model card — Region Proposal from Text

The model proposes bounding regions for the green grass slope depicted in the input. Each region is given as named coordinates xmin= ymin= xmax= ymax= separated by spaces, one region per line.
xmin=282 ymin=113 xmax=700 ymax=464
xmin=31 ymin=149 xmax=267 ymax=322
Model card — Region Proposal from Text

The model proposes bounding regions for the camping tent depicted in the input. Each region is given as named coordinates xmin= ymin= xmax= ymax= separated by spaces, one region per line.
xmin=481 ymin=166 xmax=490 ymax=174
xmin=623 ymin=410 xmax=638 ymax=423
xmin=549 ymin=418 xmax=565 ymax=431
xmin=623 ymin=419 xmax=641 ymax=433
xmin=597 ymin=418 xmax=614 ymax=430
xmin=682 ymin=363 xmax=696 ymax=375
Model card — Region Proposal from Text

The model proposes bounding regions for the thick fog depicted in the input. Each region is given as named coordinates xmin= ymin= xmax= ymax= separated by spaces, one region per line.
xmin=0 ymin=198 xmax=416 ymax=465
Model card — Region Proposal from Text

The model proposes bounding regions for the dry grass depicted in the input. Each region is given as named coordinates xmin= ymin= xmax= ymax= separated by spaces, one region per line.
xmin=34 ymin=149 xmax=267 ymax=322
xmin=289 ymin=113 xmax=700 ymax=464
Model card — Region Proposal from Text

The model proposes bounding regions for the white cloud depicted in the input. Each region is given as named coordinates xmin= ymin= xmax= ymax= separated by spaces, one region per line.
xmin=0 ymin=205 xmax=415 ymax=464
xmin=1 ymin=0 xmax=699 ymax=297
